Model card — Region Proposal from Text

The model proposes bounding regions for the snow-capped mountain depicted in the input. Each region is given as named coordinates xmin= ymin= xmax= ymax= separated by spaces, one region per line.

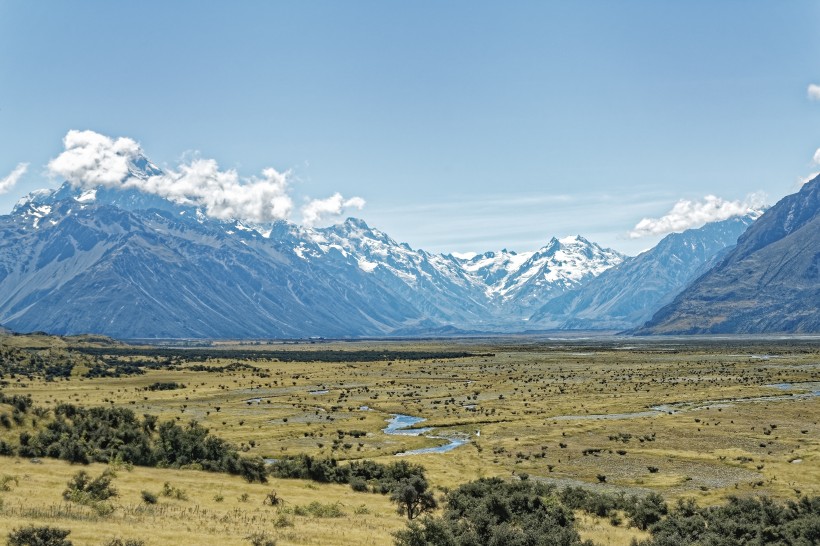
xmin=2 ymin=194 xmax=420 ymax=338
xmin=1 ymin=154 xmax=628 ymax=337
xmin=529 ymin=215 xmax=759 ymax=330
xmin=456 ymin=237 xmax=625 ymax=318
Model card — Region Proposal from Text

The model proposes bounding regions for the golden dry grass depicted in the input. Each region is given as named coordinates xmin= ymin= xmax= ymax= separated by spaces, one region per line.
xmin=0 ymin=457 xmax=406 ymax=546
xmin=1 ymin=335 xmax=818 ymax=545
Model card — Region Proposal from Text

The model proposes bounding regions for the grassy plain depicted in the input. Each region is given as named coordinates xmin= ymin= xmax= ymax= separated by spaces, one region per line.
xmin=0 ymin=335 xmax=818 ymax=545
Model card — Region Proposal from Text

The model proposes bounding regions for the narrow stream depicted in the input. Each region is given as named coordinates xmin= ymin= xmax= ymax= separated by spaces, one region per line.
xmin=383 ymin=414 xmax=469 ymax=456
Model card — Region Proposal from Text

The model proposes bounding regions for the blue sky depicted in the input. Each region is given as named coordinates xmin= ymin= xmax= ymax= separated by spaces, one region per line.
xmin=1 ymin=1 xmax=819 ymax=255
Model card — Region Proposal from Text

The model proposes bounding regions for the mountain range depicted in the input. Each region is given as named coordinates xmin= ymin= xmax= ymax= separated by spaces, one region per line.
xmin=1 ymin=153 xmax=814 ymax=338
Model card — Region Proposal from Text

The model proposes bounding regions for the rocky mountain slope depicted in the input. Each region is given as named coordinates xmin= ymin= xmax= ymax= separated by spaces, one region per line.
xmin=637 ymin=176 xmax=820 ymax=334
xmin=0 ymin=157 xmax=626 ymax=338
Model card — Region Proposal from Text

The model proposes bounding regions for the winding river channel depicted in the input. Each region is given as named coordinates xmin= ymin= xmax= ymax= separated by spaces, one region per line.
xmin=383 ymin=414 xmax=469 ymax=456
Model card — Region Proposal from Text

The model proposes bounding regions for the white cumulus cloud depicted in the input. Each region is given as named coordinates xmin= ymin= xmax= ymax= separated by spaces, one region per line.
xmin=808 ymin=83 xmax=820 ymax=101
xmin=628 ymin=193 xmax=766 ymax=239
xmin=48 ymin=130 xmax=141 ymax=186
xmin=131 ymin=159 xmax=294 ymax=223
xmin=0 ymin=162 xmax=29 ymax=194
xmin=812 ymin=148 xmax=820 ymax=165
xmin=301 ymin=193 xmax=366 ymax=227
xmin=46 ymin=130 xmax=364 ymax=226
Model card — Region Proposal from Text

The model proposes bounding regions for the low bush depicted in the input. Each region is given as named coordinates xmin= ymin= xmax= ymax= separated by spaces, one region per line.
xmin=63 ymin=469 xmax=117 ymax=504
xmin=7 ymin=526 xmax=72 ymax=546
xmin=140 ymin=490 xmax=157 ymax=504
xmin=245 ymin=532 xmax=276 ymax=546
xmin=102 ymin=539 xmax=145 ymax=546
xmin=394 ymin=478 xmax=588 ymax=546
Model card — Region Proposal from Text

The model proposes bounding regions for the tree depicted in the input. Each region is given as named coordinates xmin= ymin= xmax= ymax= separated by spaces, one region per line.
xmin=390 ymin=475 xmax=437 ymax=520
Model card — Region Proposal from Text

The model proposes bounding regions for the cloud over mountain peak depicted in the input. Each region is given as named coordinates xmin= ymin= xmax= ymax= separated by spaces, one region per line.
xmin=46 ymin=130 xmax=364 ymax=226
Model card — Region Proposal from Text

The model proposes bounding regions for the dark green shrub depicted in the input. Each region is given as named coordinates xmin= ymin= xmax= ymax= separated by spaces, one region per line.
xmin=635 ymin=495 xmax=820 ymax=546
xmin=63 ymin=469 xmax=117 ymax=504
xmin=350 ymin=477 xmax=369 ymax=492
xmin=395 ymin=478 xmax=586 ymax=546
xmin=7 ymin=526 xmax=72 ymax=546
xmin=626 ymin=493 xmax=668 ymax=531
xmin=0 ymin=439 xmax=14 ymax=455
xmin=140 ymin=490 xmax=157 ymax=504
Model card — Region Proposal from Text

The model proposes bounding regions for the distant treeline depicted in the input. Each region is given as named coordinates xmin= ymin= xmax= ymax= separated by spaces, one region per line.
xmin=0 ymin=345 xmax=76 ymax=381
xmin=74 ymin=346 xmax=490 ymax=363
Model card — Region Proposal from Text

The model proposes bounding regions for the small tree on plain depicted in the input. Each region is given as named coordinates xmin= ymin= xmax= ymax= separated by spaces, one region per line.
xmin=390 ymin=475 xmax=437 ymax=520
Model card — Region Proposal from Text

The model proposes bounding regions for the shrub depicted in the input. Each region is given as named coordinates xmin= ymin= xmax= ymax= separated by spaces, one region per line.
xmin=294 ymin=501 xmax=345 ymax=518
xmin=140 ymin=490 xmax=157 ymax=504
xmin=0 ymin=474 xmax=19 ymax=491
xmin=395 ymin=478 xmax=584 ymax=546
xmin=245 ymin=532 xmax=276 ymax=546
xmin=102 ymin=540 xmax=145 ymax=546
xmin=22 ymin=404 xmax=267 ymax=483
xmin=0 ymin=439 xmax=14 ymax=455
xmin=161 ymin=482 xmax=187 ymax=501
xmin=7 ymin=526 xmax=72 ymax=546
xmin=63 ymin=469 xmax=117 ymax=505
xmin=350 ymin=477 xmax=369 ymax=492
xmin=264 ymin=490 xmax=281 ymax=506
xmin=272 ymin=513 xmax=293 ymax=528
xmin=626 ymin=493 xmax=668 ymax=531
xmin=635 ymin=495 xmax=820 ymax=546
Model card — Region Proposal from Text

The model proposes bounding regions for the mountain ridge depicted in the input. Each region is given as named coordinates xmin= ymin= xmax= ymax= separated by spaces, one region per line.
xmin=637 ymin=176 xmax=820 ymax=334
xmin=1 ymin=179 xmax=625 ymax=338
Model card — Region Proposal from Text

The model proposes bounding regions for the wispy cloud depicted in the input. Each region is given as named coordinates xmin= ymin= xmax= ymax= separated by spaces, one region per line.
xmin=47 ymin=130 xmax=363 ymax=225
xmin=0 ymin=163 xmax=29 ymax=194
xmin=798 ymin=172 xmax=819 ymax=187
xmin=628 ymin=194 xmax=766 ymax=238
xmin=301 ymin=193 xmax=366 ymax=226
xmin=808 ymin=83 xmax=820 ymax=101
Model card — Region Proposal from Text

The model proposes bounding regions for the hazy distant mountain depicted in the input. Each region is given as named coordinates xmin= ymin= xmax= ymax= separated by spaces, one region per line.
xmin=528 ymin=215 xmax=758 ymax=330
xmin=637 ymin=176 xmax=820 ymax=334
xmin=0 ymin=155 xmax=627 ymax=338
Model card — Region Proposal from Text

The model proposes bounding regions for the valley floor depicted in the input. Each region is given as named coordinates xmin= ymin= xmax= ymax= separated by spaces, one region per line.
xmin=0 ymin=335 xmax=818 ymax=545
